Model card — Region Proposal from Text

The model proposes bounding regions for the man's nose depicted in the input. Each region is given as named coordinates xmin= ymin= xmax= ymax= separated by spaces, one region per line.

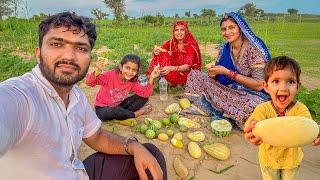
xmin=63 ymin=46 xmax=76 ymax=60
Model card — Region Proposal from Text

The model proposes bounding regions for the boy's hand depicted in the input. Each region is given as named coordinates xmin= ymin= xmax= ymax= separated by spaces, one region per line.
xmin=312 ymin=125 xmax=320 ymax=146
xmin=244 ymin=121 xmax=262 ymax=145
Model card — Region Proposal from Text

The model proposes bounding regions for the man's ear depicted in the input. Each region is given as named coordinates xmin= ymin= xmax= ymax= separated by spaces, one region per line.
xmin=263 ymin=81 xmax=269 ymax=94
xmin=35 ymin=47 xmax=41 ymax=64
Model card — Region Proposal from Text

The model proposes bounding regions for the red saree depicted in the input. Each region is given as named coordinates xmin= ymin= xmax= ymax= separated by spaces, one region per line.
xmin=147 ymin=21 xmax=202 ymax=86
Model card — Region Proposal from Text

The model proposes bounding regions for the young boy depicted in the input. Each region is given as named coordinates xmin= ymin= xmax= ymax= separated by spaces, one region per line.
xmin=244 ymin=56 xmax=320 ymax=180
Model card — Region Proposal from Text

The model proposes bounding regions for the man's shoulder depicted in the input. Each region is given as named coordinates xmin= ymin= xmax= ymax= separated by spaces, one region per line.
xmin=1 ymin=71 xmax=36 ymax=93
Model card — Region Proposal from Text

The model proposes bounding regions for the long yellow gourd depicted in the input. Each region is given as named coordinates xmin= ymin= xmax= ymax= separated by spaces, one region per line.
xmin=252 ymin=116 xmax=319 ymax=148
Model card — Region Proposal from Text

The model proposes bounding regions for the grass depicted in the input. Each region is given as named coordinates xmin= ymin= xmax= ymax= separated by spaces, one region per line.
xmin=0 ymin=50 xmax=36 ymax=82
xmin=0 ymin=19 xmax=319 ymax=120
xmin=1 ymin=20 xmax=319 ymax=75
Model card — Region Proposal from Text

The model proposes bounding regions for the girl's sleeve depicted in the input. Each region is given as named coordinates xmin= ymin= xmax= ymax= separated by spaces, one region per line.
xmin=131 ymin=82 xmax=154 ymax=98
xmin=86 ymin=71 xmax=108 ymax=87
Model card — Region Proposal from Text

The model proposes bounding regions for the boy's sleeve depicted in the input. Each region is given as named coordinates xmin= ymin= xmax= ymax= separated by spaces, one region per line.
xmin=244 ymin=103 xmax=268 ymax=129
xmin=296 ymin=102 xmax=312 ymax=119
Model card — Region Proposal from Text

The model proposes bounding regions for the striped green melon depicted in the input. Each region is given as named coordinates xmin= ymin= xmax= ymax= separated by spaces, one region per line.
xmin=253 ymin=116 xmax=319 ymax=148
xmin=210 ymin=120 xmax=232 ymax=137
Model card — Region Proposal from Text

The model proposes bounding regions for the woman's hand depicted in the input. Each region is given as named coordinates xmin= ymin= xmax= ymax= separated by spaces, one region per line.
xmin=207 ymin=65 xmax=229 ymax=77
xmin=160 ymin=66 xmax=175 ymax=75
xmin=244 ymin=121 xmax=262 ymax=145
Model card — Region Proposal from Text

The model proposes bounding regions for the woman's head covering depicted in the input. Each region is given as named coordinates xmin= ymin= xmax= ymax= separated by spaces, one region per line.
xmin=172 ymin=21 xmax=198 ymax=47
xmin=170 ymin=21 xmax=202 ymax=70
xmin=220 ymin=12 xmax=271 ymax=60
xmin=215 ymin=12 xmax=271 ymax=94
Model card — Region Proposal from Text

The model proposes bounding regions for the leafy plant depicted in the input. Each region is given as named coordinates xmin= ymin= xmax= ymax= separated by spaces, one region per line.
xmin=296 ymin=87 xmax=320 ymax=123
xmin=208 ymin=164 xmax=235 ymax=174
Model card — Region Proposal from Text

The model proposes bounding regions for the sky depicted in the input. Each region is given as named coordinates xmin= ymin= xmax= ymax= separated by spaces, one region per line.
xmin=20 ymin=0 xmax=320 ymax=18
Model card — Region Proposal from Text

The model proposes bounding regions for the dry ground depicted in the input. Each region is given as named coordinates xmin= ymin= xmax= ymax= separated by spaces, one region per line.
xmin=77 ymin=44 xmax=320 ymax=179
xmin=78 ymin=87 xmax=320 ymax=179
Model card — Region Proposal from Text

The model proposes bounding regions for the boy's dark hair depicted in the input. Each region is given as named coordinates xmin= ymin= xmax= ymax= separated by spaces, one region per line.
xmin=38 ymin=12 xmax=97 ymax=49
xmin=264 ymin=56 xmax=301 ymax=82
xmin=117 ymin=54 xmax=141 ymax=82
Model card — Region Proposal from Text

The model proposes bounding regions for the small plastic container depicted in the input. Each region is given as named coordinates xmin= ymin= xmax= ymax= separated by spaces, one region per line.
xmin=159 ymin=76 xmax=168 ymax=101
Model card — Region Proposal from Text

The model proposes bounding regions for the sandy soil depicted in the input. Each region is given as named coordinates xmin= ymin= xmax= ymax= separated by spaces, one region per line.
xmin=78 ymin=85 xmax=320 ymax=179
xmin=76 ymin=43 xmax=320 ymax=179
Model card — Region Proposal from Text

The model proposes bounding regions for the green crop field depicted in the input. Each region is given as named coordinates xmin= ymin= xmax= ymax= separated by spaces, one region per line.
xmin=0 ymin=19 xmax=319 ymax=120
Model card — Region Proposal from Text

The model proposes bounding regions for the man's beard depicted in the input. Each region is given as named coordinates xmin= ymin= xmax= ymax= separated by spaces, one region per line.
xmin=39 ymin=56 xmax=89 ymax=87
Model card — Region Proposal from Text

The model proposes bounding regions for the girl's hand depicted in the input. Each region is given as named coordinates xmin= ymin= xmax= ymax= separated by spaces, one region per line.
xmin=244 ymin=121 xmax=262 ymax=145
xmin=207 ymin=65 xmax=229 ymax=77
xmin=150 ymin=65 xmax=160 ymax=79
xmin=160 ymin=66 xmax=174 ymax=75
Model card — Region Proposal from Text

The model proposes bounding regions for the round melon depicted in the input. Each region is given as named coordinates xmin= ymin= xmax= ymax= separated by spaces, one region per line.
xmin=210 ymin=120 xmax=232 ymax=137
xmin=252 ymin=116 xmax=319 ymax=148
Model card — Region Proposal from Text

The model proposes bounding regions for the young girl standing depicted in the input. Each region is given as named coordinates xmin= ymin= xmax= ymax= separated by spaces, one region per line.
xmin=86 ymin=54 xmax=160 ymax=121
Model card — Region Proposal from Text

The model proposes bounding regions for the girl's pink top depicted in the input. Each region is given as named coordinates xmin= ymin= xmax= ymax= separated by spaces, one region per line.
xmin=86 ymin=69 xmax=154 ymax=107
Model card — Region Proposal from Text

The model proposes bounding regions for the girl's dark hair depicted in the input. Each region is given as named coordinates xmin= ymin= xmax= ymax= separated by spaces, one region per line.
xmin=264 ymin=56 xmax=301 ymax=83
xmin=117 ymin=54 xmax=141 ymax=82
xmin=39 ymin=12 xmax=97 ymax=49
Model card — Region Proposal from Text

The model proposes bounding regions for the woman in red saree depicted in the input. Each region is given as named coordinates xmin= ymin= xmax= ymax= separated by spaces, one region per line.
xmin=146 ymin=21 xmax=202 ymax=86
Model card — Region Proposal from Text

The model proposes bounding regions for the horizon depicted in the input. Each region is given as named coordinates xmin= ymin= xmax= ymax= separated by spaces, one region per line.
xmin=12 ymin=0 xmax=320 ymax=19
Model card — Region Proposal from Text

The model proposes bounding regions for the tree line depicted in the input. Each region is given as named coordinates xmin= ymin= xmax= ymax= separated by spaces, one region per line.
xmin=0 ymin=0 xmax=309 ymax=24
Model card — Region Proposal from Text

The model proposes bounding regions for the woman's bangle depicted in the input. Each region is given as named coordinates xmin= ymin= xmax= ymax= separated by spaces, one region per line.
xmin=227 ymin=70 xmax=237 ymax=79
